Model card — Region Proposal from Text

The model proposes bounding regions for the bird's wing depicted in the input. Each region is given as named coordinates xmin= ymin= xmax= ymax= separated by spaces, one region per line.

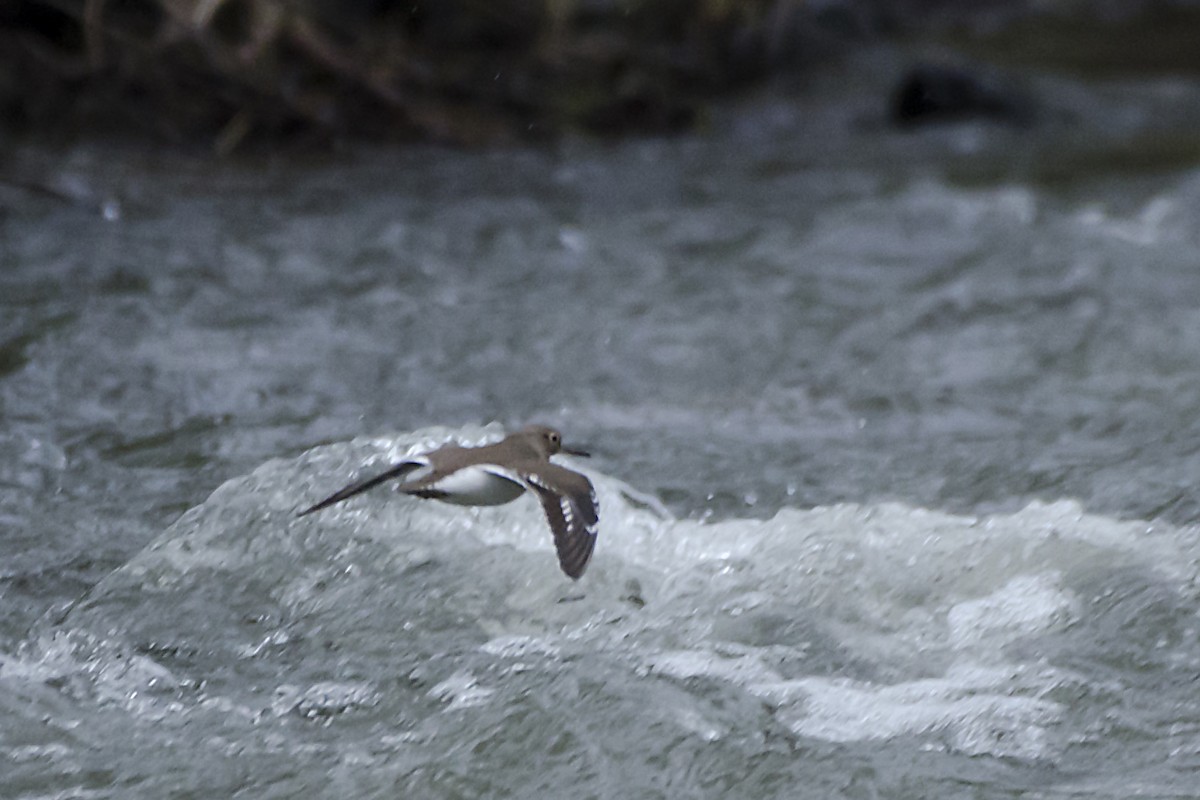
xmin=514 ymin=463 xmax=599 ymax=579
xmin=298 ymin=458 xmax=428 ymax=516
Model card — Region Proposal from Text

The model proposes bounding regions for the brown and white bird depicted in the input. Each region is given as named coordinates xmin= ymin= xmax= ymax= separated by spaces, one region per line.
xmin=299 ymin=425 xmax=599 ymax=579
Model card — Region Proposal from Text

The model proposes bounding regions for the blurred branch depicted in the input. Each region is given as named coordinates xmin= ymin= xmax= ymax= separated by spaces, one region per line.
xmin=0 ymin=0 xmax=829 ymax=146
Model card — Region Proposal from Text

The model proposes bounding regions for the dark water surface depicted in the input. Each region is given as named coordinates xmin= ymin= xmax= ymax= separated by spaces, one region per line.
xmin=3 ymin=48 xmax=1200 ymax=797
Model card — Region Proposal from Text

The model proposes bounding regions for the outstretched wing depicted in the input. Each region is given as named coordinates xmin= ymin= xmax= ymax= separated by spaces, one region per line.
xmin=518 ymin=463 xmax=599 ymax=579
xmin=298 ymin=459 xmax=427 ymax=516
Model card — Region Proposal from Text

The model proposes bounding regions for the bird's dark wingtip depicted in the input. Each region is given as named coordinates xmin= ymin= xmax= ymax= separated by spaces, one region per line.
xmin=296 ymin=461 xmax=422 ymax=519
xmin=296 ymin=494 xmax=342 ymax=517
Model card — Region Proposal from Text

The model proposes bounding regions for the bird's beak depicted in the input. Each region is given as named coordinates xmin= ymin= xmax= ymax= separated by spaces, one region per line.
xmin=563 ymin=445 xmax=591 ymax=458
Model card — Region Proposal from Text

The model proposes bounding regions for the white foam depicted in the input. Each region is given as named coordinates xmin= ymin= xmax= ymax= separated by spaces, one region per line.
xmin=779 ymin=671 xmax=1062 ymax=760
xmin=646 ymin=645 xmax=1064 ymax=759
xmin=480 ymin=635 xmax=561 ymax=660
xmin=613 ymin=498 xmax=1200 ymax=760
xmin=29 ymin=431 xmax=1200 ymax=767
xmin=429 ymin=670 xmax=495 ymax=711
xmin=649 ymin=648 xmax=783 ymax=686
xmin=273 ymin=681 xmax=380 ymax=719
xmin=947 ymin=572 xmax=1079 ymax=652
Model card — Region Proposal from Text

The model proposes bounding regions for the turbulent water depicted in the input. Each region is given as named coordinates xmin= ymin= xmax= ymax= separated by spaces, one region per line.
xmin=4 ymin=47 xmax=1200 ymax=797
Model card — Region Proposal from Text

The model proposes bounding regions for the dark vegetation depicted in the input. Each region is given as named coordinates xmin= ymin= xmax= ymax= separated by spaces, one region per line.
xmin=2 ymin=1 xmax=1197 ymax=150
xmin=0 ymin=0 xmax=982 ymax=150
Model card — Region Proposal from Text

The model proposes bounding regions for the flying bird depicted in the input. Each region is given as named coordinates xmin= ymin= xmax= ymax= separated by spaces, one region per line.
xmin=299 ymin=425 xmax=599 ymax=579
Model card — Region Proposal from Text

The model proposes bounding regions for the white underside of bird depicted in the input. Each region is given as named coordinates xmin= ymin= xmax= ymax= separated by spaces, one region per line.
xmin=406 ymin=462 xmax=528 ymax=506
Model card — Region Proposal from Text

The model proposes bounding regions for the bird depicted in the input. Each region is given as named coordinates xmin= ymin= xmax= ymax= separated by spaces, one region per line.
xmin=299 ymin=425 xmax=599 ymax=579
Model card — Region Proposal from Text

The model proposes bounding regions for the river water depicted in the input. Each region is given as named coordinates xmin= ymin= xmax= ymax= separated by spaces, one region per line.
xmin=3 ymin=47 xmax=1200 ymax=797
